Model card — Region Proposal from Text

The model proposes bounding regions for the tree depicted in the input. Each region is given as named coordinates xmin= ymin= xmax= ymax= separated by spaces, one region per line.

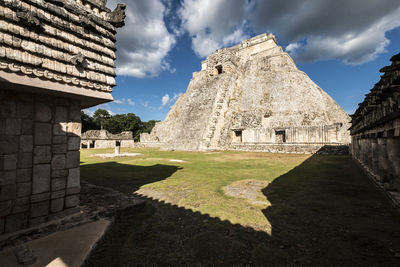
xmin=81 ymin=111 xmax=98 ymax=132
xmin=93 ymin=109 xmax=111 ymax=129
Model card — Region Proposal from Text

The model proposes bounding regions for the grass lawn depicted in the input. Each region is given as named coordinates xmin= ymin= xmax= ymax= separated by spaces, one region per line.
xmin=81 ymin=148 xmax=400 ymax=266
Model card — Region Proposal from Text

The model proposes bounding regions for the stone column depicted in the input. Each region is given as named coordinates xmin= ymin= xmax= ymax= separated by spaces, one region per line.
xmin=387 ymin=138 xmax=400 ymax=190
xmin=370 ymin=138 xmax=378 ymax=174
xmin=377 ymin=138 xmax=389 ymax=183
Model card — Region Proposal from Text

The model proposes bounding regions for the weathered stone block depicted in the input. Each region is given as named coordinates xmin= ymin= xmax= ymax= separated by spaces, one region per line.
xmin=68 ymin=137 xmax=81 ymax=151
xmin=53 ymin=122 xmax=67 ymax=136
xmin=21 ymin=119 xmax=34 ymax=135
xmin=12 ymin=204 xmax=29 ymax=214
xmin=5 ymin=118 xmax=21 ymax=135
xmin=31 ymin=192 xmax=51 ymax=203
xmin=0 ymin=119 xmax=5 ymax=135
xmin=0 ymin=218 xmax=4 ymax=234
xmin=55 ymin=106 xmax=68 ymax=123
xmin=17 ymin=101 xmax=34 ymax=119
xmin=0 ymin=184 xmax=16 ymax=201
xmin=0 ymin=171 xmax=16 ymax=185
xmin=29 ymin=216 xmax=48 ymax=227
xmin=5 ymin=213 xmax=28 ymax=233
xmin=54 ymin=98 xmax=70 ymax=107
xmin=3 ymin=154 xmax=17 ymax=170
xmin=69 ymin=101 xmax=81 ymax=122
xmin=1 ymin=101 xmax=16 ymax=117
xmin=0 ymin=201 xmax=12 ymax=217
xmin=35 ymin=123 xmax=52 ymax=145
xmin=17 ymin=182 xmax=31 ymax=197
xmin=32 ymin=164 xmax=50 ymax=194
xmin=66 ymin=186 xmax=81 ymax=195
xmin=53 ymin=135 xmax=67 ymax=144
xmin=33 ymin=146 xmax=52 ymax=164
xmin=51 ymin=190 xmax=65 ymax=199
xmin=53 ymin=144 xmax=67 ymax=154
xmin=65 ymin=194 xmax=79 ymax=208
xmin=17 ymin=168 xmax=32 ymax=182
xmin=35 ymin=103 xmax=52 ymax=122
xmin=51 ymin=154 xmax=66 ymax=170
xmin=0 ymin=136 xmax=19 ymax=154
xmin=51 ymin=178 xmax=66 ymax=191
xmin=20 ymin=135 xmax=33 ymax=153
xmin=67 ymin=122 xmax=81 ymax=136
xmin=30 ymin=200 xmax=49 ymax=218
xmin=52 ymin=169 xmax=68 ymax=178
xmin=51 ymin=198 xmax=64 ymax=213
xmin=66 ymin=152 xmax=80 ymax=168
xmin=18 ymin=152 xmax=33 ymax=168
xmin=67 ymin=167 xmax=80 ymax=188
xmin=16 ymin=197 xmax=29 ymax=206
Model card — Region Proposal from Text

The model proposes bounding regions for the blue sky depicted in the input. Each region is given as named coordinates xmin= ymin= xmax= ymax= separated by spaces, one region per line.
xmin=85 ymin=0 xmax=400 ymax=121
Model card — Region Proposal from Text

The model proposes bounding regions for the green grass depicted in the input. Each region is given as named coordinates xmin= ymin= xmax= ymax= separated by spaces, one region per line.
xmin=81 ymin=148 xmax=400 ymax=266
xmin=81 ymin=148 xmax=308 ymax=231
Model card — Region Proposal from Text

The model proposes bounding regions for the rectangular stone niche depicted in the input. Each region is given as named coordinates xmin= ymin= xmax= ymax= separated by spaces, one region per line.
xmin=0 ymin=90 xmax=81 ymax=235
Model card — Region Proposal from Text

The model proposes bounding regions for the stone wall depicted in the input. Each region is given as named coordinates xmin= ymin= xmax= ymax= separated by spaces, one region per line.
xmin=0 ymin=89 xmax=81 ymax=234
xmin=350 ymin=53 xmax=400 ymax=193
xmin=81 ymin=129 xmax=135 ymax=149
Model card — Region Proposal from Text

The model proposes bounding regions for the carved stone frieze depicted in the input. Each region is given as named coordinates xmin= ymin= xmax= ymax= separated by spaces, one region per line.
xmin=106 ymin=4 xmax=126 ymax=28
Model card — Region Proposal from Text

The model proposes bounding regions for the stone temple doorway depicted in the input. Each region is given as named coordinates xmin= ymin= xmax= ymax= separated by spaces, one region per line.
xmin=275 ymin=130 xmax=286 ymax=143
xmin=232 ymin=130 xmax=243 ymax=143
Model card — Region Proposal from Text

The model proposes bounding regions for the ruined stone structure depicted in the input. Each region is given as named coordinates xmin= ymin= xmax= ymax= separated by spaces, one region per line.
xmin=0 ymin=0 xmax=125 ymax=234
xmin=350 ymin=53 xmax=400 ymax=193
xmin=81 ymin=129 xmax=135 ymax=149
xmin=143 ymin=34 xmax=350 ymax=152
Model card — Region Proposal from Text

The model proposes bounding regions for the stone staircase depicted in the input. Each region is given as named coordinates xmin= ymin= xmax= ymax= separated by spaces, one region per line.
xmin=201 ymin=75 xmax=236 ymax=149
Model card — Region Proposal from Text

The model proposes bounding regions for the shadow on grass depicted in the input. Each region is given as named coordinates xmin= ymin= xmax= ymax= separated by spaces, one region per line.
xmin=80 ymin=162 xmax=182 ymax=195
xmin=83 ymin=155 xmax=400 ymax=266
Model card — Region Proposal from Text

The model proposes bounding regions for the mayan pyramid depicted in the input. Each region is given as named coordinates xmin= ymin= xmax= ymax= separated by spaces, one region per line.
xmin=142 ymin=33 xmax=350 ymax=152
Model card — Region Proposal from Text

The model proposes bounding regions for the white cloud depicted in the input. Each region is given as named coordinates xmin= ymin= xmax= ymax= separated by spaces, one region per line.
xmin=127 ymin=98 xmax=135 ymax=106
xmin=114 ymin=99 xmax=124 ymax=104
xmin=179 ymin=0 xmax=248 ymax=57
xmin=251 ymin=0 xmax=400 ymax=64
xmin=82 ymin=108 xmax=94 ymax=116
xmin=107 ymin=0 xmax=176 ymax=77
xmin=177 ymin=0 xmax=400 ymax=64
xmin=161 ymin=94 xmax=170 ymax=106
xmin=159 ymin=92 xmax=183 ymax=109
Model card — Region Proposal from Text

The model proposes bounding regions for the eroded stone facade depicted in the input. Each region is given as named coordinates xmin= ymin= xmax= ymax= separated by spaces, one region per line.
xmin=143 ymin=34 xmax=350 ymax=152
xmin=350 ymin=53 xmax=400 ymax=193
xmin=0 ymin=0 xmax=125 ymax=234
xmin=81 ymin=129 xmax=135 ymax=149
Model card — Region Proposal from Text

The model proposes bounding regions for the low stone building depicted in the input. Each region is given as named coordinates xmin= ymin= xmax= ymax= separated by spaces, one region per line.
xmin=0 ymin=0 xmax=125 ymax=234
xmin=143 ymin=33 xmax=350 ymax=153
xmin=81 ymin=130 xmax=135 ymax=149
xmin=350 ymin=52 xmax=400 ymax=192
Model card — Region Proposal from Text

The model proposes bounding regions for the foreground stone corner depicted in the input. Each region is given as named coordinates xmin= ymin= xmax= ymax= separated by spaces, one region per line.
xmin=0 ymin=0 xmax=126 ymax=235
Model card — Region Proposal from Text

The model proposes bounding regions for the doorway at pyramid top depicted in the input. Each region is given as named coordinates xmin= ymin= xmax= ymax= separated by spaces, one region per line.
xmin=215 ymin=65 xmax=223 ymax=75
